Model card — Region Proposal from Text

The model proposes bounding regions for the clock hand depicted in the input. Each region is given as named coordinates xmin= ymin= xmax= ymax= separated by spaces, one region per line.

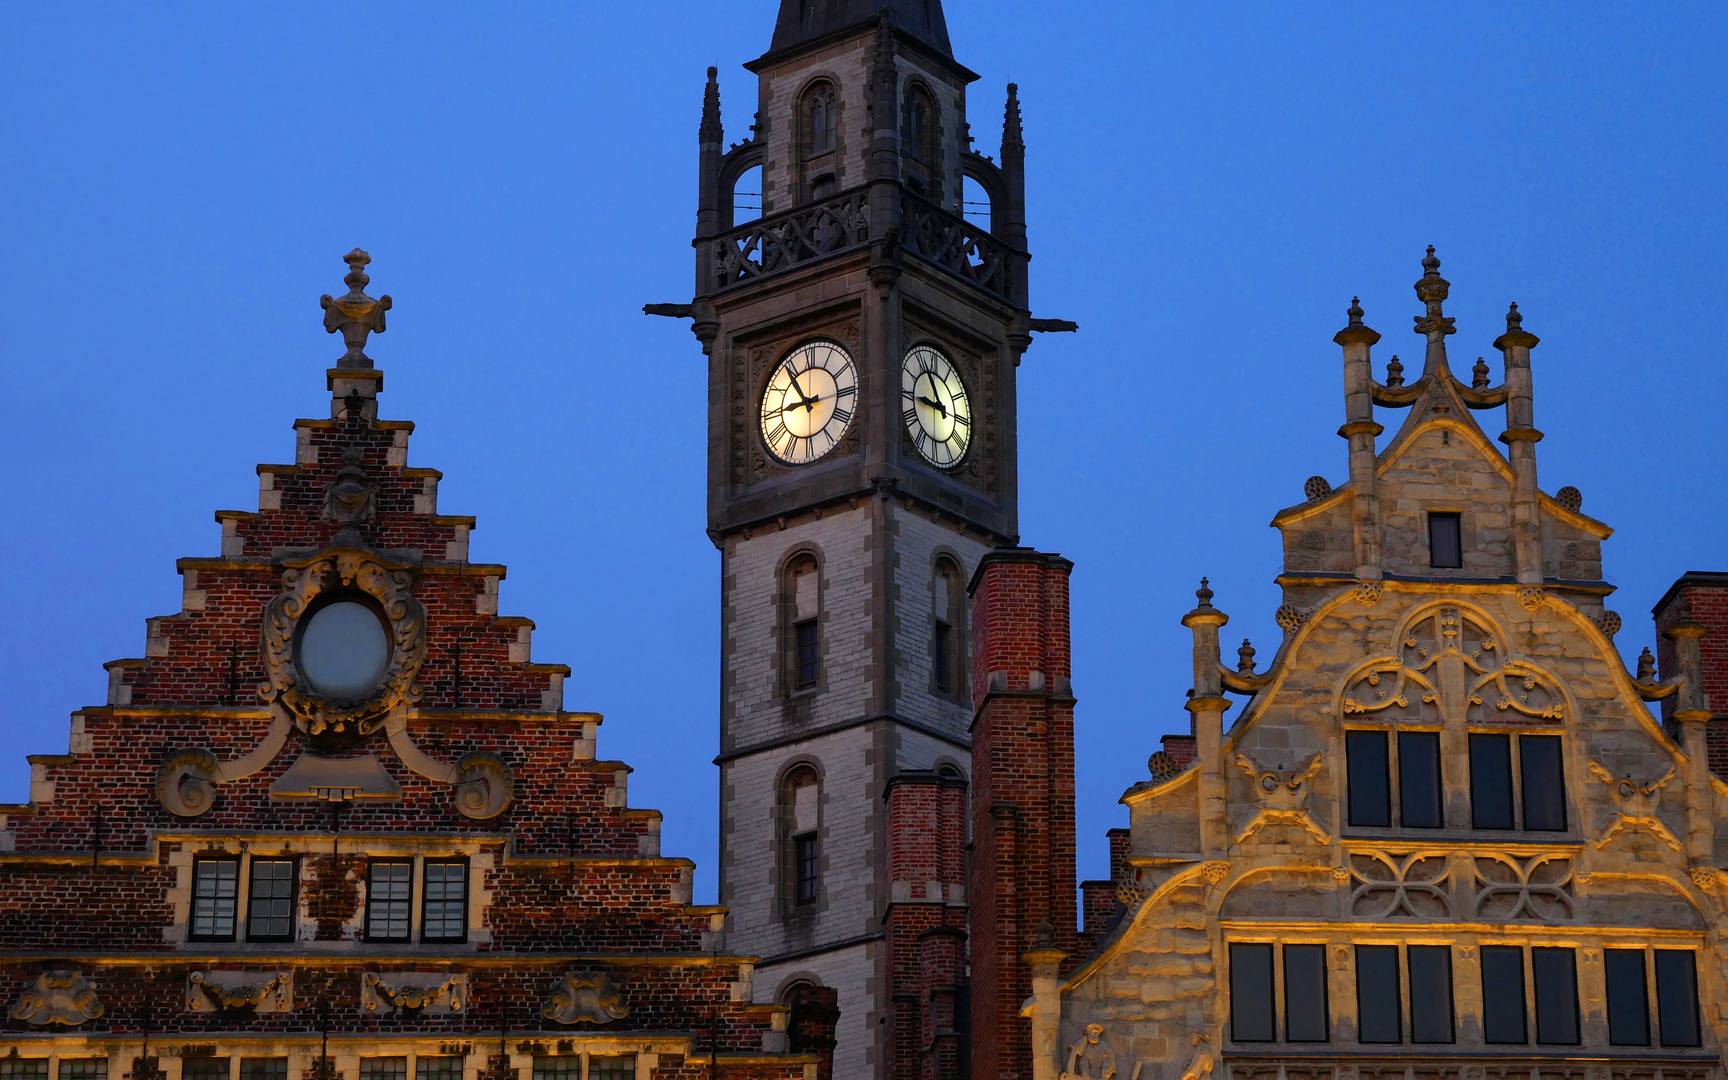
xmin=783 ymin=394 xmax=825 ymax=415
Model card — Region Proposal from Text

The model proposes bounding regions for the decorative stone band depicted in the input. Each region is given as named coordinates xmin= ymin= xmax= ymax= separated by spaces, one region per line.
xmin=361 ymin=972 xmax=466 ymax=1015
xmin=186 ymin=971 xmax=292 ymax=1013
xmin=542 ymin=972 xmax=629 ymax=1025
xmin=10 ymin=970 xmax=104 ymax=1026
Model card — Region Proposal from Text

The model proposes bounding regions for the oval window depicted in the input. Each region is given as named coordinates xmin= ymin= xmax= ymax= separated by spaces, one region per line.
xmin=298 ymin=600 xmax=390 ymax=700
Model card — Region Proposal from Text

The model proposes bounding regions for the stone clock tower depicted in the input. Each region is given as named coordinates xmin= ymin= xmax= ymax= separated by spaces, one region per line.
xmin=652 ymin=3 xmax=1068 ymax=1075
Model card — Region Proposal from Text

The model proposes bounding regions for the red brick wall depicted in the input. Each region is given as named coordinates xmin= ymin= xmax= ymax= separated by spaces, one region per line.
xmin=885 ymin=773 xmax=969 ymax=1080
xmin=1652 ymin=572 xmax=1728 ymax=776
xmin=965 ymin=549 xmax=1077 ymax=1080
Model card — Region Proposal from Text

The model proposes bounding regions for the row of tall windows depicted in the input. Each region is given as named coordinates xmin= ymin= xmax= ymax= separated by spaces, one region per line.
xmin=795 ymin=80 xmax=940 ymax=201
xmin=781 ymin=554 xmax=966 ymax=701
xmin=1 ymin=1061 xmax=106 ymax=1080
xmin=1346 ymin=730 xmax=1566 ymax=831
xmin=1229 ymin=942 xmax=1700 ymax=1047
xmin=190 ymin=856 xmax=468 ymax=944
xmin=531 ymin=1056 xmax=636 ymax=1080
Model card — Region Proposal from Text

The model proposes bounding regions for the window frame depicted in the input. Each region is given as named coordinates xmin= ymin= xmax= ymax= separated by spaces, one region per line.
xmin=1346 ymin=727 xmax=1446 ymax=830
xmin=1655 ymin=948 xmax=1702 ymax=1047
xmin=1480 ymin=945 xmax=1529 ymax=1045
xmin=795 ymin=618 xmax=820 ymax=689
xmin=420 ymin=857 xmax=470 ymax=944
xmin=1406 ymin=944 xmax=1456 ymax=1045
xmin=794 ymin=831 xmax=820 ymax=906
xmin=1355 ymin=944 xmax=1403 ymax=1045
xmin=1228 ymin=939 xmax=1330 ymax=1044
xmin=1469 ymin=730 xmax=1570 ymax=834
xmin=57 ymin=1061 xmax=108 ymax=1080
xmin=1531 ymin=946 xmax=1581 ymax=1045
xmin=189 ymin=855 xmax=242 ymax=942
xmin=1345 ymin=728 xmax=1391 ymax=828
xmin=244 ymin=857 xmax=298 ymax=943
xmin=1396 ymin=729 xmax=1444 ymax=829
xmin=414 ymin=1058 xmax=464 ymax=1080
xmin=1604 ymin=947 xmax=1651 ymax=1047
xmin=364 ymin=858 xmax=415 ymax=943
xmin=1427 ymin=510 xmax=1463 ymax=568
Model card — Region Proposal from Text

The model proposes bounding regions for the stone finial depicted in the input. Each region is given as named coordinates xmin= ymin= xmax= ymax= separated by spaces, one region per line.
xmin=1195 ymin=577 xmax=1214 ymax=607
xmin=699 ymin=66 xmax=723 ymax=144
xmin=1032 ymin=919 xmax=1054 ymax=948
xmin=1637 ymin=647 xmax=1657 ymax=682
xmin=1303 ymin=475 xmax=1333 ymax=503
xmin=1493 ymin=299 xmax=1541 ymax=351
xmin=1333 ymin=294 xmax=1381 ymax=347
xmin=1506 ymin=301 xmax=1523 ymax=333
xmin=320 ymin=249 xmax=392 ymax=369
xmin=1347 ymin=296 xmax=1364 ymax=326
xmin=1237 ymin=638 xmax=1257 ymax=674
xmin=1384 ymin=354 xmax=1405 ymax=388
xmin=1002 ymin=82 xmax=1025 ymax=158
xmin=1472 ymin=356 xmax=1490 ymax=389
xmin=1413 ymin=245 xmax=1456 ymax=337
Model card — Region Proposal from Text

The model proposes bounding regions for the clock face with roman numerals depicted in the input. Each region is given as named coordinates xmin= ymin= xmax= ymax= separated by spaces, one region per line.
xmin=759 ymin=340 xmax=859 ymax=466
xmin=901 ymin=344 xmax=971 ymax=468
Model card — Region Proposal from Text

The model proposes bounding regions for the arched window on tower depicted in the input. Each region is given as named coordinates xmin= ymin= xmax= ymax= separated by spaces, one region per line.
xmin=933 ymin=557 xmax=964 ymax=699
xmin=732 ymin=163 xmax=762 ymax=224
xmin=901 ymin=85 xmax=937 ymax=196
xmin=782 ymin=766 xmax=821 ymax=907
xmin=801 ymin=81 xmax=838 ymax=203
xmin=962 ymin=174 xmax=992 ymax=233
xmin=784 ymin=554 xmax=821 ymax=692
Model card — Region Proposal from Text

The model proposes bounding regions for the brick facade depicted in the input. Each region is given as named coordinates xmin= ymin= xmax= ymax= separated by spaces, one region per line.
xmin=1653 ymin=571 xmax=1728 ymax=776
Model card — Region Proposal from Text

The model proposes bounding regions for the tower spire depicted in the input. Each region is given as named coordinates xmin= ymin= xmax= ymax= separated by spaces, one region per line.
xmin=698 ymin=65 xmax=722 ymax=144
xmin=1002 ymin=82 xmax=1025 ymax=160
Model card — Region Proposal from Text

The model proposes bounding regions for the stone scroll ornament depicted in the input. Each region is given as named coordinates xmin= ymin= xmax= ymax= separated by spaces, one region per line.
xmin=543 ymin=972 xmax=629 ymax=1025
xmin=259 ymin=548 xmax=427 ymax=737
xmin=1588 ymin=761 xmax=1682 ymax=853
xmin=362 ymin=972 xmax=466 ymax=1014
xmin=186 ymin=972 xmax=291 ymax=1013
xmin=10 ymin=971 xmax=104 ymax=1026
xmin=1232 ymin=752 xmax=1329 ymax=844
xmin=1340 ymin=606 xmax=1565 ymax=723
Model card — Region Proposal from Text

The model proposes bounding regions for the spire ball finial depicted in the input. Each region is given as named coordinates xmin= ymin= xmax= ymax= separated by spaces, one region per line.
xmin=1196 ymin=577 xmax=1214 ymax=606
xmin=320 ymin=248 xmax=392 ymax=369
xmin=1506 ymin=301 xmax=1523 ymax=331
xmin=1347 ymin=296 xmax=1364 ymax=326
xmin=1422 ymin=244 xmax=1440 ymax=275
xmin=1413 ymin=245 xmax=1454 ymax=336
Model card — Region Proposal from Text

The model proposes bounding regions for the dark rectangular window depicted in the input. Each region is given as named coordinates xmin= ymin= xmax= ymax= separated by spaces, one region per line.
xmin=934 ymin=620 xmax=952 ymax=693
xmin=240 ymin=1061 xmax=287 ymax=1080
xmin=365 ymin=860 xmax=412 ymax=942
xmin=0 ymin=1063 xmax=48 ymax=1080
xmin=1428 ymin=512 xmax=1463 ymax=568
xmin=529 ymin=1059 xmax=580 ymax=1080
xmin=1229 ymin=943 xmax=1276 ymax=1042
xmin=180 ymin=1062 xmax=230 ymax=1080
xmin=1470 ymin=733 xmax=1515 ymax=829
xmin=1282 ymin=944 xmax=1329 ymax=1042
xmin=1655 ymin=950 xmax=1701 ymax=1047
xmin=795 ymin=619 xmax=819 ymax=688
xmin=359 ymin=1060 xmax=406 ymax=1080
xmin=1398 ymin=731 xmax=1444 ymax=828
xmin=1407 ymin=945 xmax=1455 ymax=1043
xmin=59 ymin=1062 xmax=107 ymax=1080
xmin=795 ymin=832 xmax=820 ymax=904
xmin=1346 ymin=730 xmax=1391 ymax=828
xmin=1604 ymin=948 xmax=1650 ymax=1046
xmin=1481 ymin=946 xmax=1528 ymax=1044
xmin=190 ymin=857 xmax=240 ymax=941
xmin=415 ymin=1060 xmax=464 ymax=1080
xmin=246 ymin=859 xmax=296 ymax=941
xmin=587 ymin=1059 xmax=636 ymax=1080
xmin=1355 ymin=945 xmax=1402 ymax=1043
xmin=1519 ymin=735 xmax=1567 ymax=831
xmin=421 ymin=859 xmax=469 ymax=942
xmin=1532 ymin=947 xmax=1580 ymax=1044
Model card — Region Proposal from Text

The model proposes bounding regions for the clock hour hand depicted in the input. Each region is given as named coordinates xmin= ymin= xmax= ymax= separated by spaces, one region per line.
xmin=917 ymin=394 xmax=948 ymax=419
xmin=783 ymin=394 xmax=824 ymax=414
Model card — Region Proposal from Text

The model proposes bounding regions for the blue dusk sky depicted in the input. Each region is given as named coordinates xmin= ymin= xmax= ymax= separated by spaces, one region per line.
xmin=1 ymin=3 xmax=1724 ymax=900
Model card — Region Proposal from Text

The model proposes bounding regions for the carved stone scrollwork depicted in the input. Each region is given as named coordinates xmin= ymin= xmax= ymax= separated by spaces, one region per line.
xmin=1588 ymin=761 xmax=1682 ymax=853
xmin=361 ymin=972 xmax=466 ymax=1015
xmin=453 ymin=751 xmax=514 ymax=821
xmin=156 ymin=705 xmax=294 ymax=818
xmin=259 ymin=548 xmax=427 ymax=737
xmin=1352 ymin=582 xmax=1383 ymax=608
xmin=1232 ymin=753 xmax=1329 ymax=844
xmin=10 ymin=971 xmax=105 ymax=1026
xmin=186 ymin=971 xmax=291 ymax=1013
xmin=1340 ymin=606 xmax=1564 ymax=723
xmin=1274 ymin=604 xmax=1309 ymax=635
xmin=1473 ymin=853 xmax=1575 ymax=921
xmin=1348 ymin=851 xmax=1451 ymax=918
xmin=1517 ymin=586 xmax=1546 ymax=611
xmin=1199 ymin=861 xmax=1230 ymax=884
xmin=542 ymin=972 xmax=629 ymax=1025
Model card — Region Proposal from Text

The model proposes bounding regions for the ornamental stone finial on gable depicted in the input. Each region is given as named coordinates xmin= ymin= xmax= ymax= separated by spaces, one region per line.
xmin=321 ymin=248 xmax=392 ymax=368
xmin=1413 ymin=245 xmax=1455 ymax=337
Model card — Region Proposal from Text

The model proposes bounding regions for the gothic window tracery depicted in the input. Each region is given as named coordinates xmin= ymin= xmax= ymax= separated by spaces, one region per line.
xmin=901 ymin=84 xmax=937 ymax=196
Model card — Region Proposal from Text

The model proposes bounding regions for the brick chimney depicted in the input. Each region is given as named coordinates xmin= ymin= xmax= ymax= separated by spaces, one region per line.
xmin=1653 ymin=572 xmax=1727 ymax=776
xmin=966 ymin=549 xmax=1077 ymax=1080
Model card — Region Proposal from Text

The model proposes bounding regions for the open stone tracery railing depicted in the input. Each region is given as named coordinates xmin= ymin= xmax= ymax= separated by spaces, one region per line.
xmin=1224 ymin=1058 xmax=1715 ymax=1080
xmin=711 ymin=189 xmax=872 ymax=291
xmin=899 ymin=189 xmax=1013 ymax=302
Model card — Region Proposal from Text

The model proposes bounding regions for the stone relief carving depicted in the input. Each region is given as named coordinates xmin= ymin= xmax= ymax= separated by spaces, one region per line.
xmin=322 ymin=445 xmax=378 ymax=527
xmin=1587 ymin=761 xmax=1682 ymax=853
xmin=1348 ymin=851 xmax=1450 ymax=918
xmin=1061 ymin=1023 xmax=1116 ymax=1080
xmin=1473 ymin=853 xmax=1575 ymax=921
xmin=1232 ymin=752 xmax=1328 ymax=844
xmin=542 ymin=972 xmax=629 ymax=1025
xmin=259 ymin=548 xmax=427 ymax=737
xmin=10 ymin=971 xmax=104 ymax=1026
xmin=1340 ymin=606 xmax=1564 ymax=723
xmin=1177 ymin=1031 xmax=1215 ymax=1080
xmin=156 ymin=704 xmax=294 ymax=818
xmin=1114 ymin=875 xmax=1150 ymax=910
xmin=361 ymin=972 xmax=466 ymax=1015
xmin=186 ymin=971 xmax=291 ymax=1013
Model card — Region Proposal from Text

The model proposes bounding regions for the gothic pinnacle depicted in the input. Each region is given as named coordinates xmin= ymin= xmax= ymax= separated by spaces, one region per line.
xmin=320 ymin=249 xmax=391 ymax=369
xmin=699 ymin=66 xmax=723 ymax=144
xmin=1002 ymin=82 xmax=1025 ymax=158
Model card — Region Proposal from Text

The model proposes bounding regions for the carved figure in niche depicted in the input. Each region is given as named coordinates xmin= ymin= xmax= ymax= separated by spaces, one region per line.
xmin=1340 ymin=606 xmax=1564 ymax=725
xmin=1233 ymin=752 xmax=1329 ymax=844
xmin=1062 ymin=1024 xmax=1116 ymax=1080
xmin=323 ymin=445 xmax=377 ymax=527
xmin=1178 ymin=1031 xmax=1215 ymax=1080
xmin=1588 ymin=762 xmax=1681 ymax=853
xmin=10 ymin=971 xmax=104 ymax=1026
xmin=542 ymin=972 xmax=629 ymax=1025
xmin=186 ymin=971 xmax=291 ymax=1013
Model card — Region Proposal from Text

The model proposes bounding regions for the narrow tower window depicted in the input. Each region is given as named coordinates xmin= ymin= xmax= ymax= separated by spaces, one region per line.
xmin=805 ymin=83 xmax=836 ymax=158
xmin=1428 ymin=512 xmax=1463 ymax=568
xmin=784 ymin=767 xmax=821 ymax=907
xmin=933 ymin=557 xmax=964 ymax=698
xmin=785 ymin=555 xmax=821 ymax=691
xmin=901 ymin=86 xmax=936 ymax=195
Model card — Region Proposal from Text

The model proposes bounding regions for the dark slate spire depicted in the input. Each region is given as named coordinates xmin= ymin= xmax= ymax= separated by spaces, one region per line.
xmin=766 ymin=0 xmax=952 ymax=59
xmin=1002 ymin=82 xmax=1025 ymax=160
xmin=698 ymin=66 xmax=722 ymax=144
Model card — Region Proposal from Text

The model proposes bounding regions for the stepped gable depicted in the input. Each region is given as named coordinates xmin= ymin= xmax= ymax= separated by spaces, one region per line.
xmin=0 ymin=251 xmax=822 ymax=1080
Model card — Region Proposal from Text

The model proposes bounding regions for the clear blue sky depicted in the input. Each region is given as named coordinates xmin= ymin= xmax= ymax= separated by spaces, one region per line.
xmin=2 ymin=3 xmax=1724 ymax=901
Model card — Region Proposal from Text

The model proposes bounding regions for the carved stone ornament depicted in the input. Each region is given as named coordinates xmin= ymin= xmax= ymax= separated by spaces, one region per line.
xmin=1348 ymin=851 xmax=1451 ymax=918
xmin=157 ymin=704 xmax=294 ymax=818
xmin=1232 ymin=752 xmax=1329 ymax=844
xmin=361 ymin=972 xmax=466 ymax=1015
xmin=1114 ymin=876 xmax=1150 ymax=910
xmin=1061 ymin=1023 xmax=1116 ymax=1080
xmin=259 ymin=548 xmax=427 ymax=737
xmin=322 ymin=445 xmax=377 ymax=527
xmin=1473 ymin=853 xmax=1575 ymax=921
xmin=542 ymin=972 xmax=629 ymax=1025
xmin=1198 ymin=860 xmax=1230 ymax=885
xmin=1353 ymin=581 xmax=1383 ymax=608
xmin=1340 ymin=606 xmax=1565 ymax=724
xmin=10 ymin=971 xmax=105 ymax=1026
xmin=1517 ymin=586 xmax=1547 ymax=612
xmin=1303 ymin=475 xmax=1333 ymax=503
xmin=186 ymin=971 xmax=291 ymax=1013
xmin=1177 ymin=1031 xmax=1215 ymax=1080
xmin=1588 ymin=761 xmax=1682 ymax=853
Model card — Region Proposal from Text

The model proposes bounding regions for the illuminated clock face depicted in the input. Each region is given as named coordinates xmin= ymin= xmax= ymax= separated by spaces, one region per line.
xmin=901 ymin=344 xmax=971 ymax=468
xmin=760 ymin=340 xmax=859 ymax=465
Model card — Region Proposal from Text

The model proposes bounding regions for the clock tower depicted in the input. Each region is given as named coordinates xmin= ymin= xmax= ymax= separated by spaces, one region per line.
xmin=653 ymin=3 xmax=1068 ymax=1075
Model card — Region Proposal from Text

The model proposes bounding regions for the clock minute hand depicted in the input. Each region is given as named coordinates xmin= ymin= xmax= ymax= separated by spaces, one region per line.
xmin=917 ymin=394 xmax=948 ymax=419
